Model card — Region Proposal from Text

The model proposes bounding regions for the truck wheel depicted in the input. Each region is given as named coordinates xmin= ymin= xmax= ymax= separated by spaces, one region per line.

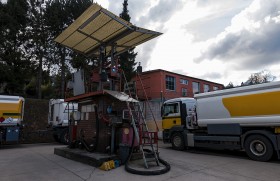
xmin=171 ymin=132 xmax=185 ymax=150
xmin=244 ymin=134 xmax=273 ymax=161
xmin=60 ymin=129 xmax=70 ymax=145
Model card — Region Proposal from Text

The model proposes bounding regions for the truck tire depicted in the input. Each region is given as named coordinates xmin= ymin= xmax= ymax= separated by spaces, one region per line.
xmin=244 ymin=134 xmax=273 ymax=162
xmin=171 ymin=132 xmax=185 ymax=150
xmin=60 ymin=129 xmax=70 ymax=145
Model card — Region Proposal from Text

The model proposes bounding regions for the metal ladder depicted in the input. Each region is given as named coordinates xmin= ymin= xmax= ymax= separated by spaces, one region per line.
xmin=122 ymin=71 xmax=159 ymax=168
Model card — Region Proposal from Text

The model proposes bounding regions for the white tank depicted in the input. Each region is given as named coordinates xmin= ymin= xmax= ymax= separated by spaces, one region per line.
xmin=0 ymin=95 xmax=24 ymax=125
xmin=194 ymin=81 xmax=280 ymax=127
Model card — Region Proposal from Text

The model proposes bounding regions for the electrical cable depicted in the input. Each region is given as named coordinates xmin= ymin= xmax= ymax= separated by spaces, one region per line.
xmin=124 ymin=126 xmax=171 ymax=175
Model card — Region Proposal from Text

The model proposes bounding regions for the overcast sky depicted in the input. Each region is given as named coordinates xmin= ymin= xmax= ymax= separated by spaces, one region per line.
xmin=96 ymin=0 xmax=280 ymax=86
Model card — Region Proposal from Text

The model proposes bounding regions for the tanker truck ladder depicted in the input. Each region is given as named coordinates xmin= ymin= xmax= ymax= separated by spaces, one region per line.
xmin=122 ymin=70 xmax=159 ymax=169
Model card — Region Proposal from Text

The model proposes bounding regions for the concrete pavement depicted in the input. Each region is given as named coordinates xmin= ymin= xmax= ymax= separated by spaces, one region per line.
xmin=0 ymin=142 xmax=280 ymax=181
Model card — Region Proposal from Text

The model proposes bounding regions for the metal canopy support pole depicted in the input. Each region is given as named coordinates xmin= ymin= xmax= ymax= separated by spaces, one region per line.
xmin=110 ymin=44 xmax=116 ymax=91
xmin=111 ymin=124 xmax=115 ymax=154
xmin=98 ymin=45 xmax=105 ymax=90
xmin=109 ymin=43 xmax=116 ymax=154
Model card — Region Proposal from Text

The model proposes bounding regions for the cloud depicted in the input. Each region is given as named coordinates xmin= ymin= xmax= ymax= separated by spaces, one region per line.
xmin=183 ymin=15 xmax=231 ymax=41
xmin=183 ymin=0 xmax=253 ymax=41
xmin=170 ymin=69 xmax=189 ymax=76
xmin=135 ymin=40 xmax=157 ymax=68
xmin=135 ymin=0 xmax=186 ymax=68
xmin=108 ymin=0 xmax=152 ymax=24
xmin=107 ymin=0 xmax=183 ymax=69
xmin=138 ymin=0 xmax=185 ymax=27
xmin=200 ymin=72 xmax=223 ymax=80
xmin=195 ymin=0 xmax=280 ymax=71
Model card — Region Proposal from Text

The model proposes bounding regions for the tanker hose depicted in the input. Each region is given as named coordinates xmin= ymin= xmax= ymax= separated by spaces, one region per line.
xmin=79 ymin=129 xmax=95 ymax=152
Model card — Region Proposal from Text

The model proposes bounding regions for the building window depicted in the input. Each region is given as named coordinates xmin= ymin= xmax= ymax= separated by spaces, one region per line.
xmin=213 ymin=86 xmax=219 ymax=91
xmin=182 ymin=88 xmax=187 ymax=97
xmin=192 ymin=82 xmax=200 ymax=94
xmin=180 ymin=79 xmax=188 ymax=85
xmin=166 ymin=75 xmax=176 ymax=90
xmin=204 ymin=84 xmax=210 ymax=92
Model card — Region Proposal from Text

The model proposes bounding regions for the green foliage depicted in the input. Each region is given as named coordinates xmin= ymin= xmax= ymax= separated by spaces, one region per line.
xmin=225 ymin=82 xmax=234 ymax=89
xmin=41 ymin=83 xmax=55 ymax=99
xmin=0 ymin=0 xmax=140 ymax=97
xmin=119 ymin=0 xmax=137 ymax=82
xmin=0 ymin=0 xmax=32 ymax=95
xmin=119 ymin=0 xmax=130 ymax=22
xmin=25 ymin=77 xmax=37 ymax=97
xmin=44 ymin=0 xmax=92 ymax=98
xmin=119 ymin=50 xmax=137 ymax=82
xmin=0 ymin=0 xmax=93 ymax=98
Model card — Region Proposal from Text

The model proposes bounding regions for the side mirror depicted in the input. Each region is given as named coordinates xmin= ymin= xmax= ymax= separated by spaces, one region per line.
xmin=181 ymin=103 xmax=187 ymax=118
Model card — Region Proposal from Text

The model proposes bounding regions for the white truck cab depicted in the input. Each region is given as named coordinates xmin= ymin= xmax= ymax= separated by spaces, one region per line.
xmin=48 ymin=99 xmax=78 ymax=144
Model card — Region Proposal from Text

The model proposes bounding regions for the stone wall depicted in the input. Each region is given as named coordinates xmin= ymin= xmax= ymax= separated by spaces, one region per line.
xmin=21 ymin=98 xmax=54 ymax=143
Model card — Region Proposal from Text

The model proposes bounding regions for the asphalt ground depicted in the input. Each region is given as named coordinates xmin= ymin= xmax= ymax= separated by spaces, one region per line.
xmin=0 ymin=141 xmax=280 ymax=181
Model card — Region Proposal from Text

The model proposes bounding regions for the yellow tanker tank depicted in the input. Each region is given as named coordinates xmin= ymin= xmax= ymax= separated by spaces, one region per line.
xmin=195 ymin=81 xmax=280 ymax=127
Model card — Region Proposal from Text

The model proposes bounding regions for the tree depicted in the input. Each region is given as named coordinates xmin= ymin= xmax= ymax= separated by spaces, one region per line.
xmin=0 ymin=0 xmax=33 ymax=95
xmin=27 ymin=0 xmax=49 ymax=99
xmin=0 ymin=0 xmax=93 ymax=98
xmin=44 ymin=0 xmax=92 ymax=98
xmin=244 ymin=70 xmax=276 ymax=86
xmin=225 ymin=82 xmax=234 ymax=89
xmin=119 ymin=0 xmax=137 ymax=82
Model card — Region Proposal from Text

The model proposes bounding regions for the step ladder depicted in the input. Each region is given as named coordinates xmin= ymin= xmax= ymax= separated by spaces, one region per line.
xmin=122 ymin=70 xmax=159 ymax=169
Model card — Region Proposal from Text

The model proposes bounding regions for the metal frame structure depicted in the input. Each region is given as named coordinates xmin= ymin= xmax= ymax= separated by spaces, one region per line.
xmin=54 ymin=3 xmax=162 ymax=59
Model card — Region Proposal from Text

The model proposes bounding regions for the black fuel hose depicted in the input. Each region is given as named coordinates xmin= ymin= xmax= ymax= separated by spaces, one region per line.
xmin=79 ymin=129 xmax=95 ymax=152
xmin=124 ymin=126 xmax=170 ymax=175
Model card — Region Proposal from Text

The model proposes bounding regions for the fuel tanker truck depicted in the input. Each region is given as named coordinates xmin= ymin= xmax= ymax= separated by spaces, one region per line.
xmin=162 ymin=81 xmax=280 ymax=161
xmin=0 ymin=95 xmax=25 ymax=145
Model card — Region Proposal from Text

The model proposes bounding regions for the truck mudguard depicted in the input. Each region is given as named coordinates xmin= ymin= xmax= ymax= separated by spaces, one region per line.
xmin=169 ymin=125 xmax=185 ymax=133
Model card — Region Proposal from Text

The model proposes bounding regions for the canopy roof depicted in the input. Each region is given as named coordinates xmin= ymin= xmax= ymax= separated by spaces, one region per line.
xmin=104 ymin=90 xmax=138 ymax=103
xmin=64 ymin=90 xmax=138 ymax=103
xmin=54 ymin=3 xmax=162 ymax=58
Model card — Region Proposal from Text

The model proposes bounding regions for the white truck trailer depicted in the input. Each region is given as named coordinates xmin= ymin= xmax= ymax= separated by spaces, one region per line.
xmin=48 ymin=99 xmax=77 ymax=144
xmin=162 ymin=81 xmax=280 ymax=161
xmin=0 ymin=95 xmax=25 ymax=145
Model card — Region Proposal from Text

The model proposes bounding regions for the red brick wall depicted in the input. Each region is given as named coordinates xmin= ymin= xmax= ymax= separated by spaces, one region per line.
xmin=22 ymin=98 xmax=54 ymax=143
xmin=76 ymin=96 xmax=127 ymax=153
xmin=133 ymin=70 xmax=224 ymax=100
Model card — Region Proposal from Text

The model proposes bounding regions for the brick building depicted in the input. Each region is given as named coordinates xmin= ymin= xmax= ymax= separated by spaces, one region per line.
xmin=133 ymin=69 xmax=224 ymax=101
xmin=65 ymin=91 xmax=132 ymax=153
